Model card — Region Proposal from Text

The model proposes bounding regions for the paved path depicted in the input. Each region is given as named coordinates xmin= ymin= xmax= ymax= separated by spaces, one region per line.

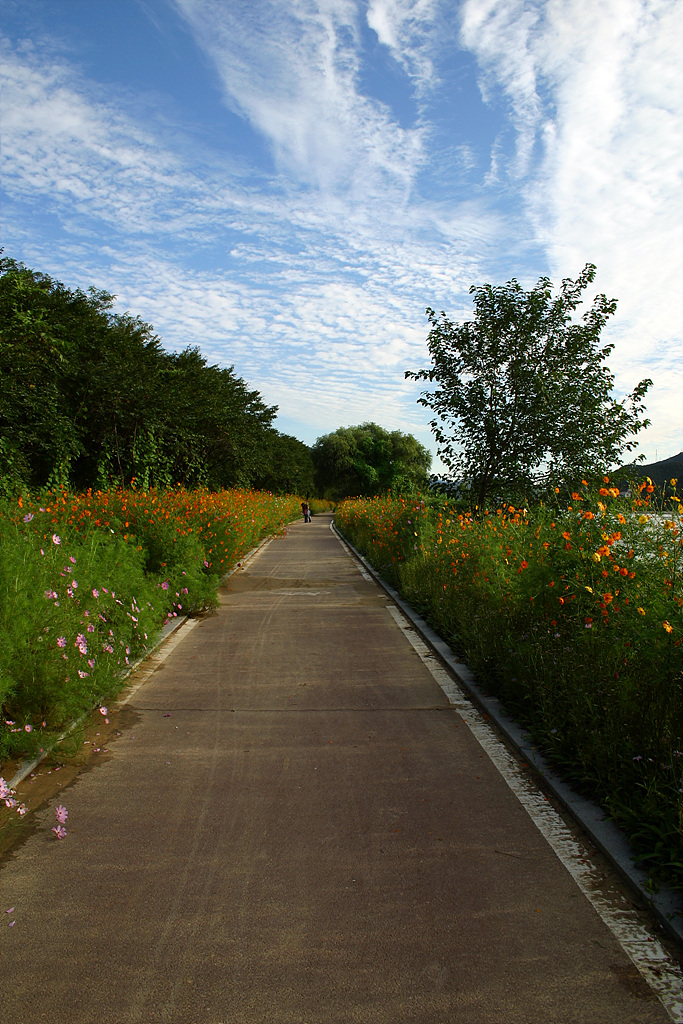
xmin=0 ymin=513 xmax=677 ymax=1022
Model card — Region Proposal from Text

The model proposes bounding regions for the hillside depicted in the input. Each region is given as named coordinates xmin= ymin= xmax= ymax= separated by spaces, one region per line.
xmin=615 ymin=450 xmax=683 ymax=489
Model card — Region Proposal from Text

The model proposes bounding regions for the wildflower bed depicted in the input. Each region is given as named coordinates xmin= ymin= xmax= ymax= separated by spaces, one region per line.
xmin=335 ymin=480 xmax=683 ymax=893
xmin=0 ymin=487 xmax=302 ymax=765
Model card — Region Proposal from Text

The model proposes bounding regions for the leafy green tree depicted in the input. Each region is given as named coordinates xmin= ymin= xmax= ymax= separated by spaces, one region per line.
xmin=0 ymin=258 xmax=84 ymax=490
xmin=253 ymin=432 xmax=315 ymax=495
xmin=0 ymin=256 xmax=301 ymax=494
xmin=152 ymin=348 xmax=278 ymax=490
xmin=312 ymin=422 xmax=431 ymax=500
xmin=406 ymin=264 xmax=651 ymax=511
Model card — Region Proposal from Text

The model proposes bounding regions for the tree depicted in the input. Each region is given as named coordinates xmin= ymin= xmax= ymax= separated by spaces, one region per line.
xmin=0 ymin=258 xmax=85 ymax=489
xmin=312 ymin=422 xmax=431 ymax=500
xmin=0 ymin=256 xmax=293 ymax=494
xmin=406 ymin=264 xmax=651 ymax=511
xmin=252 ymin=432 xmax=315 ymax=495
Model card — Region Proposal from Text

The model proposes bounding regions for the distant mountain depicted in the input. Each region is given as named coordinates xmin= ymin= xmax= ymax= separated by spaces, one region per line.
xmin=614 ymin=450 xmax=683 ymax=490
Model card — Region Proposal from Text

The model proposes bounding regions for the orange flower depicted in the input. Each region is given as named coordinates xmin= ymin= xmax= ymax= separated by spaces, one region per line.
xmin=562 ymin=531 xmax=571 ymax=541
xmin=663 ymin=621 xmax=673 ymax=633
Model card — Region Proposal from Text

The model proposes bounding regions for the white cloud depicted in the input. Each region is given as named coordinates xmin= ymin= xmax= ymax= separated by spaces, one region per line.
xmin=0 ymin=38 xmax=221 ymax=239
xmin=171 ymin=0 xmax=426 ymax=201
xmin=366 ymin=0 xmax=442 ymax=92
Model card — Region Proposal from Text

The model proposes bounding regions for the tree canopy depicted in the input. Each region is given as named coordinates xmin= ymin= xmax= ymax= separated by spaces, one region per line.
xmin=0 ymin=256 xmax=313 ymax=494
xmin=406 ymin=264 xmax=651 ymax=510
xmin=312 ymin=422 xmax=431 ymax=500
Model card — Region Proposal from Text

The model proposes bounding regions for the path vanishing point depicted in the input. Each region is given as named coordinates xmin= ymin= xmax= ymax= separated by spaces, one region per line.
xmin=1 ymin=512 xmax=682 ymax=1023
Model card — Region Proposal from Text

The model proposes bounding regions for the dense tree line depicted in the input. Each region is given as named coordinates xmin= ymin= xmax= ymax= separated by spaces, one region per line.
xmin=0 ymin=257 xmax=315 ymax=495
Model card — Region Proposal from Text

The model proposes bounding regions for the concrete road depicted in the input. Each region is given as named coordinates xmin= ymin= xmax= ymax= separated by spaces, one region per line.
xmin=0 ymin=513 xmax=677 ymax=1023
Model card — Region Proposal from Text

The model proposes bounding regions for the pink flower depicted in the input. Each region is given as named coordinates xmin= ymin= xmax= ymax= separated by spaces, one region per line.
xmin=23 ymin=512 xmax=34 ymax=522
xmin=161 ymin=581 xmax=169 ymax=590
xmin=44 ymin=589 xmax=58 ymax=600
xmin=78 ymin=670 xmax=89 ymax=678
xmin=99 ymin=706 xmax=108 ymax=716
xmin=57 ymin=636 xmax=66 ymax=648
xmin=0 ymin=778 xmax=9 ymax=800
xmin=52 ymin=534 xmax=61 ymax=545
xmin=92 ymin=588 xmax=99 ymax=598
xmin=87 ymin=624 xmax=95 ymax=633
xmin=24 ymin=724 xmax=32 ymax=733
xmin=70 ymin=556 xmax=76 ymax=564
xmin=55 ymin=805 xmax=68 ymax=824
xmin=52 ymin=825 xmax=67 ymax=840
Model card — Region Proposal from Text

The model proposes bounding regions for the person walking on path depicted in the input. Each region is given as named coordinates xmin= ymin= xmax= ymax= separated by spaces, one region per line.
xmin=301 ymin=499 xmax=311 ymax=523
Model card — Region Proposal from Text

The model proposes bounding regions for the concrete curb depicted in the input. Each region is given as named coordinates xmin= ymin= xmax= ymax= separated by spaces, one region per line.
xmin=332 ymin=521 xmax=683 ymax=947
xmin=5 ymin=528 xmax=284 ymax=792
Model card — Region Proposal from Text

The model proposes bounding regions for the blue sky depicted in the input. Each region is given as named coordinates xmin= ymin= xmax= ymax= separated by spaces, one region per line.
xmin=2 ymin=0 xmax=682 ymax=469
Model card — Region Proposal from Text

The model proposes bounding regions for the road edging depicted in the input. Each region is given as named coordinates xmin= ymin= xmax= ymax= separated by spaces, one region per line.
xmin=332 ymin=520 xmax=683 ymax=947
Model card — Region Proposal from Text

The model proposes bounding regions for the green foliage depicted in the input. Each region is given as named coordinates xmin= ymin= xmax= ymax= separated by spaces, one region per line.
xmin=407 ymin=264 xmax=651 ymax=512
xmin=252 ymin=432 xmax=316 ymax=496
xmin=312 ymin=422 xmax=431 ymax=501
xmin=0 ymin=256 xmax=315 ymax=495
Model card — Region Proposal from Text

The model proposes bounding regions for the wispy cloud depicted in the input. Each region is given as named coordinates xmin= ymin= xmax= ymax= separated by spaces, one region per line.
xmin=459 ymin=0 xmax=683 ymax=456
xmin=366 ymin=0 xmax=442 ymax=93
xmin=171 ymin=0 xmax=427 ymax=201
xmin=0 ymin=39 xmax=204 ymax=237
